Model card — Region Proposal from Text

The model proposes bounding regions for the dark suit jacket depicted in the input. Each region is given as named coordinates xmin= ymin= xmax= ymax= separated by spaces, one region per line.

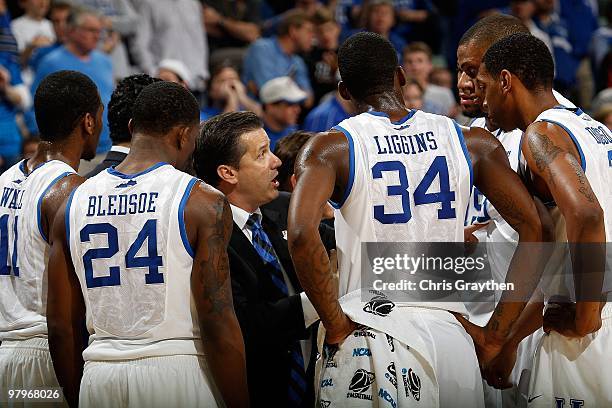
xmin=85 ymin=150 xmax=128 ymax=178
xmin=228 ymin=204 xmax=316 ymax=408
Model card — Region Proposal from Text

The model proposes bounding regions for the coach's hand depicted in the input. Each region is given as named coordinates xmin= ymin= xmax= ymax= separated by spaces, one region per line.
xmin=325 ymin=313 xmax=357 ymax=345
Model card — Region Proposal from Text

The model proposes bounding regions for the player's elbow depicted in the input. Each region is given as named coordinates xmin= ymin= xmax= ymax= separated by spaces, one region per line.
xmin=287 ymin=223 xmax=318 ymax=250
xmin=569 ymin=205 xmax=605 ymax=230
xmin=517 ymin=212 xmax=543 ymax=242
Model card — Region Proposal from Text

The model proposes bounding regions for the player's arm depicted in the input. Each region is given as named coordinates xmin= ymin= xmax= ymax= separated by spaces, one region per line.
xmin=186 ymin=182 xmax=249 ymax=408
xmin=46 ymin=176 xmax=87 ymax=408
xmin=457 ymin=126 xmax=545 ymax=366
xmin=522 ymin=121 xmax=606 ymax=337
xmin=288 ymin=131 xmax=356 ymax=344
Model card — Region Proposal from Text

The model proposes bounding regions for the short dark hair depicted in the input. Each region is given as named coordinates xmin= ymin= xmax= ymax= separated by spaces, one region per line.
xmin=338 ymin=32 xmax=398 ymax=100
xmin=273 ymin=130 xmax=314 ymax=191
xmin=195 ymin=111 xmax=263 ymax=187
xmin=108 ymin=74 xmax=161 ymax=144
xmin=277 ymin=9 xmax=312 ymax=36
xmin=483 ymin=33 xmax=554 ymax=90
xmin=131 ymin=81 xmax=199 ymax=136
xmin=459 ymin=14 xmax=529 ymax=48
xmin=312 ymin=7 xmax=335 ymax=26
xmin=34 ymin=70 xmax=100 ymax=142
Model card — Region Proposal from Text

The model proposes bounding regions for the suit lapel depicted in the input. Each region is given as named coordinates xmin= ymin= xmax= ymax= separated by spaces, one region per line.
xmin=230 ymin=222 xmax=264 ymax=271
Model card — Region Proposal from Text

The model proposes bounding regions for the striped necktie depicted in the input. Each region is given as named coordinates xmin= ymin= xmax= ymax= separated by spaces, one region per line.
xmin=246 ymin=214 xmax=307 ymax=406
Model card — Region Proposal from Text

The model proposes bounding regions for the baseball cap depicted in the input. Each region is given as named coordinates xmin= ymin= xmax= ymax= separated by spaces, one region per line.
xmin=259 ymin=76 xmax=308 ymax=104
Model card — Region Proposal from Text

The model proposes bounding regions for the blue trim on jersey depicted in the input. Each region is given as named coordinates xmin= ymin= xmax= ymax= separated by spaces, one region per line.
xmin=539 ymin=119 xmax=586 ymax=172
xmin=19 ymin=159 xmax=53 ymax=177
xmin=18 ymin=159 xmax=27 ymax=175
xmin=329 ymin=125 xmax=355 ymax=209
xmin=37 ymin=171 xmax=72 ymax=243
xmin=178 ymin=178 xmax=198 ymax=258
xmin=552 ymin=105 xmax=585 ymax=117
xmin=106 ymin=162 xmax=170 ymax=179
xmin=366 ymin=109 xmax=417 ymax=125
xmin=64 ymin=187 xmax=78 ymax=261
xmin=453 ymin=121 xmax=474 ymax=191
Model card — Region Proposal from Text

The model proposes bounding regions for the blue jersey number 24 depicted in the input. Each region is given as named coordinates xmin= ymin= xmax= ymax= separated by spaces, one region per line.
xmin=80 ymin=219 xmax=163 ymax=288
xmin=372 ymin=156 xmax=456 ymax=224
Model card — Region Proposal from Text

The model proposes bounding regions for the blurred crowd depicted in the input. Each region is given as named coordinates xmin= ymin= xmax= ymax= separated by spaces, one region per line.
xmin=1 ymin=0 xmax=611 ymax=172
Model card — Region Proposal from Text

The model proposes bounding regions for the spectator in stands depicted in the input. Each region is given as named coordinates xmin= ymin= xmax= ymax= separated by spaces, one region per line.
xmin=403 ymin=41 xmax=456 ymax=117
xmin=201 ymin=62 xmax=261 ymax=120
xmin=132 ymin=0 xmax=209 ymax=91
xmin=21 ymin=135 xmax=39 ymax=159
xmin=392 ymin=0 xmax=434 ymax=44
xmin=86 ymin=73 xmax=160 ymax=177
xmin=259 ymin=76 xmax=306 ymax=149
xmin=33 ymin=7 xmax=113 ymax=157
xmin=594 ymin=103 xmax=612 ymax=131
xmin=203 ymin=0 xmax=261 ymax=65
xmin=429 ymin=66 xmax=453 ymax=89
xmin=532 ymin=0 xmax=579 ymax=96
xmin=507 ymin=0 xmax=554 ymax=55
xmin=303 ymin=90 xmax=353 ymax=132
xmin=402 ymin=77 xmax=424 ymax=110
xmin=590 ymin=3 xmax=612 ymax=92
xmin=0 ymin=3 xmax=32 ymax=170
xmin=242 ymin=10 xmax=314 ymax=105
xmin=156 ymin=58 xmax=192 ymax=90
xmin=11 ymin=0 xmax=55 ymax=67
xmin=304 ymin=8 xmax=340 ymax=104
xmin=28 ymin=1 xmax=71 ymax=71
xmin=273 ymin=130 xmax=313 ymax=192
xmin=72 ymin=0 xmax=139 ymax=80
xmin=363 ymin=0 xmax=405 ymax=59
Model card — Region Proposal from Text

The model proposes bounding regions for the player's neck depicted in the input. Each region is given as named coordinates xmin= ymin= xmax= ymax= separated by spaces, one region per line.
xmin=517 ymin=91 xmax=558 ymax=131
xmin=360 ymin=92 xmax=409 ymax=122
xmin=115 ymin=136 xmax=177 ymax=173
xmin=27 ymin=140 xmax=81 ymax=172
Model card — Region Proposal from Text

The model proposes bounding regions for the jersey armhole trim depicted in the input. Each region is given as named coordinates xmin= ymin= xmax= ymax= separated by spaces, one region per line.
xmin=538 ymin=118 xmax=586 ymax=172
xmin=329 ymin=125 xmax=355 ymax=209
xmin=453 ymin=121 xmax=474 ymax=191
xmin=64 ymin=186 xmax=79 ymax=261
xmin=178 ymin=177 xmax=198 ymax=258
xmin=37 ymin=171 xmax=73 ymax=243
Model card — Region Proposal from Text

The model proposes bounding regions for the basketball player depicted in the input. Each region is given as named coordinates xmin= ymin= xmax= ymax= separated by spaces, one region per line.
xmin=0 ymin=70 xmax=102 ymax=404
xmin=46 ymin=81 xmax=248 ymax=407
xmin=474 ymin=33 xmax=611 ymax=406
xmin=288 ymin=32 xmax=545 ymax=407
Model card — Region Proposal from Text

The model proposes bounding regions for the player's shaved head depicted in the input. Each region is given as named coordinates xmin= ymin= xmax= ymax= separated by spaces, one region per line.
xmin=338 ymin=31 xmax=398 ymax=101
xmin=459 ymin=14 xmax=529 ymax=49
xmin=131 ymin=81 xmax=199 ymax=136
xmin=483 ymin=33 xmax=554 ymax=90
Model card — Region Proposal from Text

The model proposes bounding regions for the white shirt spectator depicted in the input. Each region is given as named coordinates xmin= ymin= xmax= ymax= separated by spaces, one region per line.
xmin=10 ymin=15 xmax=55 ymax=51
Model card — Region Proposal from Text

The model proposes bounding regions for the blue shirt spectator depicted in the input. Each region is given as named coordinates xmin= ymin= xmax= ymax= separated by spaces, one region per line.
xmin=264 ymin=124 xmax=298 ymax=148
xmin=32 ymin=9 xmax=113 ymax=154
xmin=242 ymin=10 xmax=314 ymax=100
xmin=303 ymin=93 xmax=351 ymax=132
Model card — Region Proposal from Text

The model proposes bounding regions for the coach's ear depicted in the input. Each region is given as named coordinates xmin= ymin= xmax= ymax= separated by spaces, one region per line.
xmin=217 ymin=164 xmax=238 ymax=186
xmin=338 ymin=81 xmax=351 ymax=101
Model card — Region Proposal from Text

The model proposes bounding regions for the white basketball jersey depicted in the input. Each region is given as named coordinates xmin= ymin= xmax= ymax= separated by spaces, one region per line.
xmin=66 ymin=163 xmax=201 ymax=361
xmin=0 ymin=160 xmax=75 ymax=340
xmin=532 ymin=107 xmax=612 ymax=298
xmin=332 ymin=110 xmax=472 ymax=305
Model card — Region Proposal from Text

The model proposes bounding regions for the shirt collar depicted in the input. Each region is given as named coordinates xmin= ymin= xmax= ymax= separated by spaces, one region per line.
xmin=110 ymin=145 xmax=130 ymax=154
xmin=229 ymin=204 xmax=262 ymax=230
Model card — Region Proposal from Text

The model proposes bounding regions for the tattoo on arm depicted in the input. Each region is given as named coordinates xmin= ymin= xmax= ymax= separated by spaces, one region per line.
xmin=200 ymin=195 xmax=234 ymax=316
xmin=487 ymin=186 xmax=525 ymax=230
xmin=567 ymin=157 xmax=596 ymax=203
xmin=528 ymin=132 xmax=563 ymax=189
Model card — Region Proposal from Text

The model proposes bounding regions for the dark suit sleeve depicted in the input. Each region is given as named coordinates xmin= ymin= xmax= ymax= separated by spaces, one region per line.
xmin=227 ymin=245 xmax=310 ymax=349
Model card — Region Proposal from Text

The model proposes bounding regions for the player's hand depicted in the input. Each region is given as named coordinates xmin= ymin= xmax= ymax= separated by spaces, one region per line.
xmin=484 ymin=343 xmax=516 ymax=389
xmin=452 ymin=312 xmax=503 ymax=369
xmin=0 ymin=66 xmax=10 ymax=91
xmin=324 ymin=313 xmax=357 ymax=345
xmin=544 ymin=302 xmax=602 ymax=338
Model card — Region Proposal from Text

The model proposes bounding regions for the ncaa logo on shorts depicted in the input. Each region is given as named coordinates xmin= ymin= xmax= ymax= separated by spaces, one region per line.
xmin=352 ymin=348 xmax=372 ymax=357
xmin=401 ymin=367 xmax=422 ymax=401
xmin=386 ymin=334 xmax=395 ymax=352
xmin=347 ymin=369 xmax=376 ymax=401
xmin=320 ymin=400 xmax=331 ymax=408
xmin=321 ymin=378 xmax=334 ymax=388
xmin=363 ymin=295 xmax=395 ymax=317
xmin=324 ymin=344 xmax=339 ymax=368
xmin=378 ymin=388 xmax=397 ymax=408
